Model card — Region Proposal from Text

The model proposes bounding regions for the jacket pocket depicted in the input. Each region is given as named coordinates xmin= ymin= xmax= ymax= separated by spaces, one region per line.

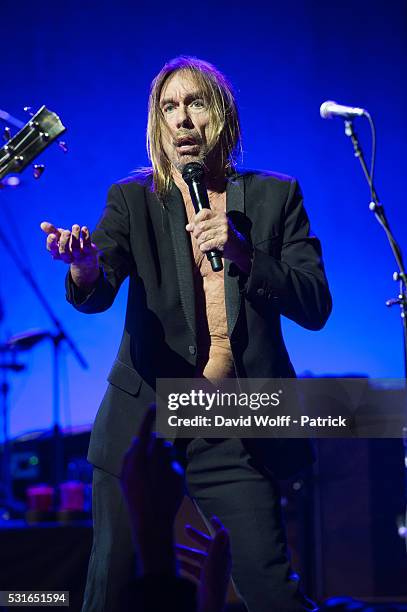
xmin=107 ymin=359 xmax=143 ymax=396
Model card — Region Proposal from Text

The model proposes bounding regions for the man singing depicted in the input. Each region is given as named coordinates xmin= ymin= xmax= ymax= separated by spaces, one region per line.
xmin=41 ymin=56 xmax=331 ymax=611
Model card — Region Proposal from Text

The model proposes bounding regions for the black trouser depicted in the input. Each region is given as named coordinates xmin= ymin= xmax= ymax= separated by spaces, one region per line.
xmin=82 ymin=438 xmax=318 ymax=612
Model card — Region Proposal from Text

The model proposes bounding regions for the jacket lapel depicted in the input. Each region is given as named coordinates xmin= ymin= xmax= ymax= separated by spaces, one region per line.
xmin=225 ymin=174 xmax=245 ymax=338
xmin=165 ymin=183 xmax=196 ymax=338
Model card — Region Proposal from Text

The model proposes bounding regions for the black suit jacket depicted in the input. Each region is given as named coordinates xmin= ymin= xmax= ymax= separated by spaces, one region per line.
xmin=66 ymin=170 xmax=332 ymax=478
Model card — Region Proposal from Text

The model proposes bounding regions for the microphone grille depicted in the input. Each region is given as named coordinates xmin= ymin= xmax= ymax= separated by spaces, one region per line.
xmin=182 ymin=162 xmax=205 ymax=184
xmin=320 ymin=100 xmax=336 ymax=120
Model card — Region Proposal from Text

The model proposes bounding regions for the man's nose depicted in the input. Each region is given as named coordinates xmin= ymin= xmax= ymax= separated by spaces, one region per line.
xmin=175 ymin=105 xmax=193 ymax=128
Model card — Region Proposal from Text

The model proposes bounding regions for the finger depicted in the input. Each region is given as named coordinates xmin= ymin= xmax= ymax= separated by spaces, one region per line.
xmin=40 ymin=221 xmax=61 ymax=238
xmin=210 ymin=515 xmax=225 ymax=533
xmin=185 ymin=223 xmax=193 ymax=232
xmin=46 ymin=234 xmax=61 ymax=258
xmin=194 ymin=218 xmax=225 ymax=242
xmin=71 ymin=224 xmax=81 ymax=256
xmin=82 ymin=229 xmax=97 ymax=256
xmin=199 ymin=238 xmax=224 ymax=253
xmin=58 ymin=230 xmax=73 ymax=262
xmin=211 ymin=527 xmax=230 ymax=550
xmin=193 ymin=219 xmax=218 ymax=240
xmin=185 ymin=524 xmax=211 ymax=550
xmin=175 ymin=544 xmax=206 ymax=562
xmin=194 ymin=208 xmax=213 ymax=223
xmin=178 ymin=559 xmax=202 ymax=581
xmin=81 ymin=226 xmax=91 ymax=248
xmin=197 ymin=230 xmax=220 ymax=246
xmin=171 ymin=459 xmax=184 ymax=478
xmin=207 ymin=529 xmax=231 ymax=574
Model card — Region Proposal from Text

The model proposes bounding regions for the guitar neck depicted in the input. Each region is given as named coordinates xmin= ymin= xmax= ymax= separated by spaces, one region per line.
xmin=0 ymin=105 xmax=66 ymax=180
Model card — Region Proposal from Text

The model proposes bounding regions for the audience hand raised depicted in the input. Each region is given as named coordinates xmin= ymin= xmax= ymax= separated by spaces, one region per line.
xmin=176 ymin=516 xmax=231 ymax=612
xmin=121 ymin=406 xmax=185 ymax=575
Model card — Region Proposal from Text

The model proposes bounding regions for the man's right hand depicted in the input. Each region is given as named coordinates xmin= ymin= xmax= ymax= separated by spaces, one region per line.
xmin=40 ymin=221 xmax=100 ymax=289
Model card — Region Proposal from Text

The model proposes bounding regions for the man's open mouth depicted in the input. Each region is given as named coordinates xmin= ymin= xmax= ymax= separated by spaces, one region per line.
xmin=175 ymin=136 xmax=200 ymax=153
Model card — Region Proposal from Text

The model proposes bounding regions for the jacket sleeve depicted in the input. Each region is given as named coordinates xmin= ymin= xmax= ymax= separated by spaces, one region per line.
xmin=65 ymin=183 xmax=134 ymax=314
xmin=245 ymin=178 xmax=332 ymax=330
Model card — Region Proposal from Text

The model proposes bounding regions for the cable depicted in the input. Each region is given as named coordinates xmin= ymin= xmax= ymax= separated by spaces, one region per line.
xmin=364 ymin=111 xmax=376 ymax=202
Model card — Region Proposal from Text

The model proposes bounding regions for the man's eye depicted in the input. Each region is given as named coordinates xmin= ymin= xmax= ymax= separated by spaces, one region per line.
xmin=191 ymin=99 xmax=205 ymax=109
xmin=163 ymin=104 xmax=175 ymax=113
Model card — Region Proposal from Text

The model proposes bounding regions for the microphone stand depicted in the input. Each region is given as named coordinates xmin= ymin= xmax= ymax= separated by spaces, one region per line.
xmin=0 ymin=203 xmax=88 ymax=513
xmin=344 ymin=119 xmax=407 ymax=378
xmin=343 ymin=118 xmax=407 ymax=551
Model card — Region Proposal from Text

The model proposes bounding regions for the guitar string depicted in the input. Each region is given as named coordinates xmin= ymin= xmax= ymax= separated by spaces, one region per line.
xmin=0 ymin=115 xmax=61 ymax=169
xmin=0 ymin=125 xmax=37 ymax=163
xmin=0 ymin=131 xmax=46 ymax=173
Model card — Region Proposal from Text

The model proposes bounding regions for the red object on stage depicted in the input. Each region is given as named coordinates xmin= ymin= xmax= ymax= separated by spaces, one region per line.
xmin=26 ymin=485 xmax=54 ymax=511
xmin=59 ymin=481 xmax=85 ymax=512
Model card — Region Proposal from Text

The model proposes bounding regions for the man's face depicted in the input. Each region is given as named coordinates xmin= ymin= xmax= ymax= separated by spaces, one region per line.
xmin=159 ymin=71 xmax=211 ymax=172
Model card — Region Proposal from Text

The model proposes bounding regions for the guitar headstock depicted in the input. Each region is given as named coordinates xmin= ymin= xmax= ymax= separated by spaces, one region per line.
xmin=0 ymin=105 xmax=66 ymax=181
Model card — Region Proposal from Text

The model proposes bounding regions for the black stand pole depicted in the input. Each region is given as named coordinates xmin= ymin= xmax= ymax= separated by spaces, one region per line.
xmin=52 ymin=333 xmax=65 ymax=506
xmin=0 ymin=355 xmax=26 ymax=516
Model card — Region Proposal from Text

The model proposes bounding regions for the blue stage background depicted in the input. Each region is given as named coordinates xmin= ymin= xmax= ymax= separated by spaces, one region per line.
xmin=1 ymin=0 xmax=406 ymax=437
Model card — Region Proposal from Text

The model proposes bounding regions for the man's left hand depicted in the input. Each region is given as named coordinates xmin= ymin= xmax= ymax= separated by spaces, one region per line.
xmin=186 ymin=209 xmax=253 ymax=274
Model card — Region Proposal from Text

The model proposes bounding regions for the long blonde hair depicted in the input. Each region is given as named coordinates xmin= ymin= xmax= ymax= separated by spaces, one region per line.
xmin=146 ymin=56 xmax=242 ymax=199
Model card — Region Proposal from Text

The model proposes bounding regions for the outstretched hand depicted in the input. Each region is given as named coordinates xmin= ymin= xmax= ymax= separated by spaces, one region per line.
xmin=40 ymin=221 xmax=100 ymax=287
xmin=40 ymin=222 xmax=97 ymax=263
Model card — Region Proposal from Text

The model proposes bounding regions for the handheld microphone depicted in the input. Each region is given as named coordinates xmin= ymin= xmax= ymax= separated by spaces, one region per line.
xmin=182 ymin=162 xmax=223 ymax=272
xmin=320 ymin=100 xmax=366 ymax=120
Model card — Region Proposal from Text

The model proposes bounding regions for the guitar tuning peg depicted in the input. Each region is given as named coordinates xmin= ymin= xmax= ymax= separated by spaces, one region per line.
xmin=3 ymin=127 xmax=12 ymax=142
xmin=23 ymin=106 xmax=34 ymax=117
xmin=33 ymin=164 xmax=45 ymax=179
xmin=58 ymin=140 xmax=68 ymax=153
